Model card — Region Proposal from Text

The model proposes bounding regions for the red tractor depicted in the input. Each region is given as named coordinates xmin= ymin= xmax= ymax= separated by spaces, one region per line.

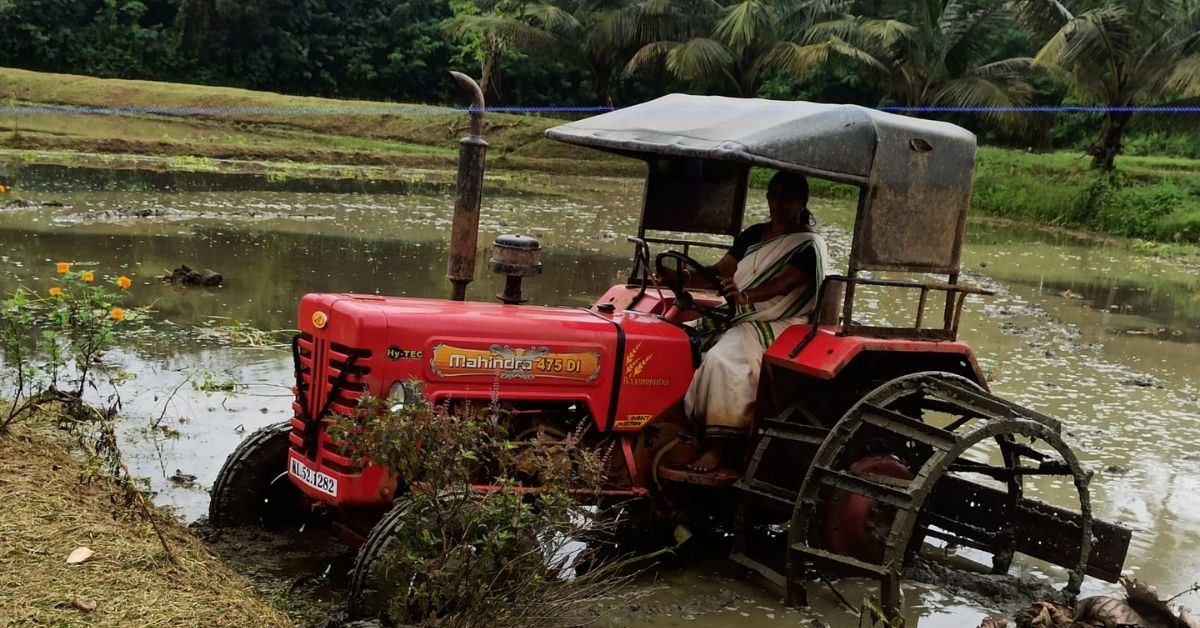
xmin=209 ymin=82 xmax=1130 ymax=613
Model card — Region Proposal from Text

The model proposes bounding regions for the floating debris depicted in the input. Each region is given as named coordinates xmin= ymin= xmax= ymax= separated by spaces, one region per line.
xmin=163 ymin=264 xmax=223 ymax=287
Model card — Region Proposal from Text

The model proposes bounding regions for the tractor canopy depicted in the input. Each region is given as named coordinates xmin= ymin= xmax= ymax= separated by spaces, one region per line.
xmin=546 ymin=93 xmax=977 ymax=276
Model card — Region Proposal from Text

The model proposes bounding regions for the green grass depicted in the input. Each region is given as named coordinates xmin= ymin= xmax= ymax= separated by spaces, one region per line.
xmin=973 ymin=147 xmax=1200 ymax=243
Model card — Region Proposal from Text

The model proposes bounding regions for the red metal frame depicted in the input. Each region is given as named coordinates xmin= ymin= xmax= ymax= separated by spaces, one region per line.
xmin=286 ymin=288 xmax=984 ymax=532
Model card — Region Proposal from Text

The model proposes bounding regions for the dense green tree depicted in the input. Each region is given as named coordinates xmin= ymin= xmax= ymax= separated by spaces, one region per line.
xmin=791 ymin=0 xmax=1034 ymax=122
xmin=1019 ymin=0 xmax=1200 ymax=169
xmin=377 ymin=0 xmax=461 ymax=102
xmin=627 ymin=0 xmax=853 ymax=97
xmin=0 ymin=0 xmax=180 ymax=79
xmin=554 ymin=0 xmax=649 ymax=107
xmin=444 ymin=0 xmax=571 ymax=99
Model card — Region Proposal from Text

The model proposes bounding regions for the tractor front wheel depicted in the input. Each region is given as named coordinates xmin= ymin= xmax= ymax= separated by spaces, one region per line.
xmin=349 ymin=500 xmax=414 ymax=621
xmin=208 ymin=421 xmax=307 ymax=528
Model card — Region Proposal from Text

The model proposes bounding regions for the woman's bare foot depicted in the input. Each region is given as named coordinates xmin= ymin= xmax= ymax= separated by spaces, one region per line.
xmin=689 ymin=440 xmax=726 ymax=471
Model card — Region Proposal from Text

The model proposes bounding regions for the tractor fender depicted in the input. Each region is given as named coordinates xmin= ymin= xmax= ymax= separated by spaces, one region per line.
xmin=763 ymin=325 xmax=987 ymax=389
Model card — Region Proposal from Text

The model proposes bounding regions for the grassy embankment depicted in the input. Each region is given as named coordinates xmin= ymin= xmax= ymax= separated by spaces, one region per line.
xmin=3 ymin=67 xmax=1199 ymax=244
xmin=0 ymin=67 xmax=634 ymax=179
xmin=0 ymin=422 xmax=291 ymax=627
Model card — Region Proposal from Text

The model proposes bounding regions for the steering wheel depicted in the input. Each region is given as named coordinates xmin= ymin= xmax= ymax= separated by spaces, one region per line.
xmin=654 ymin=250 xmax=734 ymax=323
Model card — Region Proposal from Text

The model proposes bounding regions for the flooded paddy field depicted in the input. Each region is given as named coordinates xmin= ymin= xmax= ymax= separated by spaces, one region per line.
xmin=1 ymin=163 xmax=1198 ymax=626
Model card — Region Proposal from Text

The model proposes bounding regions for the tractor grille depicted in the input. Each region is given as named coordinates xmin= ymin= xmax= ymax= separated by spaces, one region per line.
xmin=290 ymin=332 xmax=372 ymax=464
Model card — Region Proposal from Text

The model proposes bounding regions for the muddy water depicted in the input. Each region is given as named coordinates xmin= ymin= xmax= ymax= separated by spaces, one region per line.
xmin=2 ymin=164 xmax=1198 ymax=625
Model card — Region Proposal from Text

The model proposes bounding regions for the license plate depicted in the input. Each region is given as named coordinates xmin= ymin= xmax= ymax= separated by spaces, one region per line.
xmin=290 ymin=457 xmax=338 ymax=497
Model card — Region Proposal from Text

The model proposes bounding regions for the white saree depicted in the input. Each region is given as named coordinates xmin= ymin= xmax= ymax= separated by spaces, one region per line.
xmin=684 ymin=231 xmax=828 ymax=436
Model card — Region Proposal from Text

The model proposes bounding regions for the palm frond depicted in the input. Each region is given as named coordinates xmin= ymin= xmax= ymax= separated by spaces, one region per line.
xmin=762 ymin=41 xmax=832 ymax=76
xmin=665 ymin=37 xmax=736 ymax=81
xmin=779 ymin=0 xmax=854 ymax=34
xmin=713 ymin=0 xmax=779 ymax=51
xmin=942 ymin=3 xmax=1004 ymax=61
xmin=638 ymin=0 xmax=674 ymax=16
xmin=632 ymin=0 xmax=715 ymax=42
xmin=930 ymin=75 xmax=1033 ymax=123
xmin=970 ymin=57 xmax=1035 ymax=77
xmin=860 ymin=18 xmax=918 ymax=48
xmin=521 ymin=3 xmax=581 ymax=34
xmin=802 ymin=17 xmax=871 ymax=46
xmin=453 ymin=14 xmax=565 ymax=54
xmin=1034 ymin=6 xmax=1129 ymax=72
xmin=827 ymin=35 xmax=891 ymax=72
xmin=624 ymin=40 xmax=680 ymax=75
xmin=1166 ymin=54 xmax=1200 ymax=96
xmin=1012 ymin=0 xmax=1074 ymax=39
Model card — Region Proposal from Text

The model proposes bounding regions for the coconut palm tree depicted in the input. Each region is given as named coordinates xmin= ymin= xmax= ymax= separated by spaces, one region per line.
xmin=560 ymin=0 xmax=674 ymax=107
xmin=1018 ymin=0 xmax=1200 ymax=169
xmin=626 ymin=0 xmax=852 ymax=97
xmin=447 ymin=0 xmax=672 ymax=106
xmin=771 ymin=0 xmax=1034 ymax=122
xmin=444 ymin=0 xmax=577 ymax=99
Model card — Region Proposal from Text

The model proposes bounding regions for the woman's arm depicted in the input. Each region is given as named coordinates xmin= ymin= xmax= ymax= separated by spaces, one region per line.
xmin=655 ymin=253 xmax=736 ymax=290
xmin=722 ymin=266 xmax=807 ymax=305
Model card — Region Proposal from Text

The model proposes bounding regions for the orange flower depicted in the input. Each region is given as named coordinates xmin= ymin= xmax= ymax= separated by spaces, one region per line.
xmin=49 ymin=287 xmax=63 ymax=297
xmin=56 ymin=262 xmax=71 ymax=273
xmin=110 ymin=307 xmax=125 ymax=321
xmin=116 ymin=276 xmax=132 ymax=290
xmin=82 ymin=271 xmax=95 ymax=283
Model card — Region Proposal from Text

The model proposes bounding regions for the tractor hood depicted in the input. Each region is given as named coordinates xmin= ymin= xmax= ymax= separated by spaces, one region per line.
xmin=297 ymin=293 xmax=696 ymax=431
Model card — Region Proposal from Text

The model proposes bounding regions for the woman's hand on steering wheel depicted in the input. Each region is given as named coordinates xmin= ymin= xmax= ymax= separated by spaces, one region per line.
xmin=719 ymin=277 xmax=748 ymax=305
xmin=653 ymin=250 xmax=734 ymax=323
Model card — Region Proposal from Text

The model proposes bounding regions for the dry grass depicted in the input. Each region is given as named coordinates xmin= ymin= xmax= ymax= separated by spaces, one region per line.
xmin=0 ymin=427 xmax=292 ymax=627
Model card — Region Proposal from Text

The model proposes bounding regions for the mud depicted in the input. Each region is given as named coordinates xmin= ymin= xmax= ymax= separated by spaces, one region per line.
xmin=905 ymin=558 xmax=1066 ymax=614
xmin=195 ymin=523 xmax=356 ymax=626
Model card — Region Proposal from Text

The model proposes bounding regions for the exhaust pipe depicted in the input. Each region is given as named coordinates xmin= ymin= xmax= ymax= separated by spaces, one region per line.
xmin=446 ymin=71 xmax=489 ymax=301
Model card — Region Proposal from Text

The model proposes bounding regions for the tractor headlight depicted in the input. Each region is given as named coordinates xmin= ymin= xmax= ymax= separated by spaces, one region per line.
xmin=387 ymin=381 xmax=418 ymax=413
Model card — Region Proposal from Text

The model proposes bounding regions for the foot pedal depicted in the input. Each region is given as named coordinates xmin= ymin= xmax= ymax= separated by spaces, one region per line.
xmin=657 ymin=466 xmax=741 ymax=486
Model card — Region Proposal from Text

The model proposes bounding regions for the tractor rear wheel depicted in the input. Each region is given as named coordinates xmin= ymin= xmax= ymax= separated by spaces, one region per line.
xmin=788 ymin=372 xmax=1099 ymax=609
xmin=208 ymin=421 xmax=306 ymax=528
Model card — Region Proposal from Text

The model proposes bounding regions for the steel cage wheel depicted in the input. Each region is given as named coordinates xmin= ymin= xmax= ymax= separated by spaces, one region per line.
xmin=787 ymin=372 xmax=1093 ymax=609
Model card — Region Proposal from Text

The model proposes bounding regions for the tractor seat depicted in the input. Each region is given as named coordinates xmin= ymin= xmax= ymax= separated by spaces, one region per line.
xmin=810 ymin=280 xmax=844 ymax=326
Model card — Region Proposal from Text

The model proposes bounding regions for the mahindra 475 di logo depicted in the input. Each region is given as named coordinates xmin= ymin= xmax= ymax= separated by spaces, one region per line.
xmin=429 ymin=343 xmax=601 ymax=382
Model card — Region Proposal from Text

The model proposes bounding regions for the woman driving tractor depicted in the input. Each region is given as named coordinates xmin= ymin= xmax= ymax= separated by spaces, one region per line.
xmin=656 ymin=171 xmax=829 ymax=472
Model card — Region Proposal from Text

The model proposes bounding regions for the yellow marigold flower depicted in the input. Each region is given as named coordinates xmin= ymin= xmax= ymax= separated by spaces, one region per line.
xmin=82 ymin=271 xmax=95 ymax=283
xmin=49 ymin=287 xmax=63 ymax=297
xmin=116 ymin=276 xmax=132 ymax=290
xmin=0 ymin=184 xmax=7 ymax=193
xmin=56 ymin=262 xmax=71 ymax=273
xmin=110 ymin=307 xmax=126 ymax=321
